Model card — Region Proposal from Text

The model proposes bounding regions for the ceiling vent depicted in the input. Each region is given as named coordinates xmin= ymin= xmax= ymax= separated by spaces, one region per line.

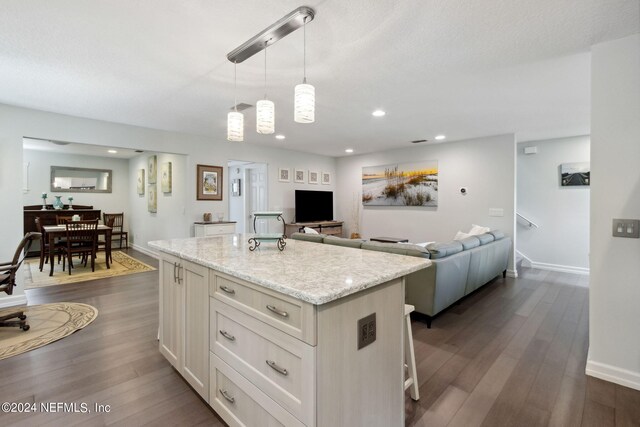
xmin=411 ymin=139 xmax=428 ymax=144
xmin=230 ymin=103 xmax=253 ymax=112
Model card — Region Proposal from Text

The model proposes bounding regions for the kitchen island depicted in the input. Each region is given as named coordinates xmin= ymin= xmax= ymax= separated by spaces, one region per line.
xmin=149 ymin=234 xmax=431 ymax=427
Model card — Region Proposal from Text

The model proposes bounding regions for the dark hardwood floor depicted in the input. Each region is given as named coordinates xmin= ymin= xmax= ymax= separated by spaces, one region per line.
xmin=1 ymin=250 xmax=638 ymax=426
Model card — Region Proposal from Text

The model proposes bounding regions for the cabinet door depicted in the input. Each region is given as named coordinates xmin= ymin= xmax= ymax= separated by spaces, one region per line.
xmin=159 ymin=253 xmax=182 ymax=368
xmin=181 ymin=259 xmax=210 ymax=400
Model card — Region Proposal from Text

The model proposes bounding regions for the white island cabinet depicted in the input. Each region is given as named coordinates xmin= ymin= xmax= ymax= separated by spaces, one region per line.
xmin=150 ymin=235 xmax=430 ymax=427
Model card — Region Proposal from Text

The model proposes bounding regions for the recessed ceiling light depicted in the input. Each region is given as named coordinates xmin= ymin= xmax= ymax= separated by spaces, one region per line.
xmin=435 ymin=135 xmax=446 ymax=140
xmin=372 ymin=109 xmax=386 ymax=117
xmin=275 ymin=134 xmax=286 ymax=140
xmin=108 ymin=149 xmax=118 ymax=154
xmin=345 ymin=148 xmax=354 ymax=153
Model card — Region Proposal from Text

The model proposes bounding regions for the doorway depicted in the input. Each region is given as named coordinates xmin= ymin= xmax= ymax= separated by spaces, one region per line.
xmin=228 ymin=161 xmax=268 ymax=233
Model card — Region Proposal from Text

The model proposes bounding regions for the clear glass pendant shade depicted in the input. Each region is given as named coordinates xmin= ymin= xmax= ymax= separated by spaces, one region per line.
xmin=256 ymin=99 xmax=275 ymax=134
xmin=294 ymin=83 xmax=315 ymax=123
xmin=227 ymin=111 xmax=244 ymax=141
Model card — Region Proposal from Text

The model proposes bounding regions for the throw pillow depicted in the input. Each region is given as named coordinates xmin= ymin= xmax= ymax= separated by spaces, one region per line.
xmin=469 ymin=224 xmax=490 ymax=235
xmin=303 ymin=227 xmax=319 ymax=234
xmin=454 ymin=231 xmax=471 ymax=240
xmin=414 ymin=241 xmax=435 ymax=248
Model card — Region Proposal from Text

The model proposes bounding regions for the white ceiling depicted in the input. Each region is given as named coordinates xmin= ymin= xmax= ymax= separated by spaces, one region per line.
xmin=1 ymin=1 xmax=638 ymax=157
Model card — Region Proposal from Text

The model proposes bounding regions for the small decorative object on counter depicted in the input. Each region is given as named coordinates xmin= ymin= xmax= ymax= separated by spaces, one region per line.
xmin=248 ymin=212 xmax=287 ymax=251
xmin=203 ymin=212 xmax=212 ymax=222
xmin=68 ymin=197 xmax=74 ymax=210
xmin=41 ymin=192 xmax=47 ymax=210
xmin=216 ymin=212 xmax=224 ymax=222
xmin=53 ymin=195 xmax=64 ymax=210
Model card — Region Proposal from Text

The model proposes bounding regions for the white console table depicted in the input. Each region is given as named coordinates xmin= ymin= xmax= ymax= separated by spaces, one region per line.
xmin=194 ymin=221 xmax=237 ymax=237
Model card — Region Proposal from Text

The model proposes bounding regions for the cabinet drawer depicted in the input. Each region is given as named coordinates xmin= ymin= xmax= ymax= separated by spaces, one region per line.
xmin=211 ymin=300 xmax=315 ymax=425
xmin=205 ymin=224 xmax=234 ymax=236
xmin=211 ymin=272 xmax=316 ymax=345
xmin=210 ymin=354 xmax=305 ymax=427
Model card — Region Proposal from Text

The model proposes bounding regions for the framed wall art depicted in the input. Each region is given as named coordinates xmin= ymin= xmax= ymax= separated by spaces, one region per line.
xmin=137 ymin=169 xmax=145 ymax=195
xmin=321 ymin=171 xmax=331 ymax=185
xmin=279 ymin=168 xmax=291 ymax=182
xmin=148 ymin=183 xmax=157 ymax=213
xmin=294 ymin=169 xmax=305 ymax=183
xmin=148 ymin=155 xmax=157 ymax=184
xmin=362 ymin=160 xmax=438 ymax=206
xmin=308 ymin=170 xmax=319 ymax=184
xmin=560 ymin=162 xmax=590 ymax=186
xmin=161 ymin=162 xmax=172 ymax=193
xmin=197 ymin=164 xmax=223 ymax=201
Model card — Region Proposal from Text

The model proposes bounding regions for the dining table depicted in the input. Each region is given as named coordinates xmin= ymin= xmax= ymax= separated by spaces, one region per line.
xmin=42 ymin=224 xmax=113 ymax=276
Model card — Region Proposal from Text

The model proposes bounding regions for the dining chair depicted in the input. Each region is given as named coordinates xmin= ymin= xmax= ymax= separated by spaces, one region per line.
xmin=97 ymin=216 xmax=115 ymax=263
xmin=103 ymin=213 xmax=128 ymax=249
xmin=0 ymin=232 xmax=40 ymax=331
xmin=34 ymin=217 xmax=64 ymax=271
xmin=62 ymin=219 xmax=98 ymax=275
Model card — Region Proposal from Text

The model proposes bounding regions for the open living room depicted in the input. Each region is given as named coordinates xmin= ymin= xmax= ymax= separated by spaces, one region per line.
xmin=0 ymin=1 xmax=638 ymax=426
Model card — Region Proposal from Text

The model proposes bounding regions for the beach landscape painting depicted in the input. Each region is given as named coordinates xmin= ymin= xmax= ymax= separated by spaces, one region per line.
xmin=560 ymin=162 xmax=590 ymax=186
xmin=362 ymin=160 xmax=438 ymax=206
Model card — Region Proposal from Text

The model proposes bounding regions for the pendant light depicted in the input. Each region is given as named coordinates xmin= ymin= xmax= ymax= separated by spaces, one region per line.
xmin=256 ymin=45 xmax=275 ymax=134
xmin=227 ymin=61 xmax=244 ymax=142
xmin=294 ymin=16 xmax=315 ymax=123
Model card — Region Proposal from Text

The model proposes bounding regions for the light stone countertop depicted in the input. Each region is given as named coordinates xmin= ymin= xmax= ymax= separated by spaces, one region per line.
xmin=148 ymin=234 xmax=431 ymax=305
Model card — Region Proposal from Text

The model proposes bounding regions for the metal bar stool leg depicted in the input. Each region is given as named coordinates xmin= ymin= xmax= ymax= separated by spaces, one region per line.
xmin=404 ymin=304 xmax=420 ymax=401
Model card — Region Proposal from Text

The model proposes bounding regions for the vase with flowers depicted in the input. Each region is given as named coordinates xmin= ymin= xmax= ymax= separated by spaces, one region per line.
xmin=68 ymin=197 xmax=74 ymax=210
xmin=41 ymin=192 xmax=48 ymax=210
xmin=53 ymin=196 xmax=64 ymax=210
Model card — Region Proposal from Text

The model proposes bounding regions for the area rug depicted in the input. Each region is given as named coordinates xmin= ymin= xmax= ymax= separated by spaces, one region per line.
xmin=23 ymin=251 xmax=156 ymax=289
xmin=0 ymin=302 xmax=98 ymax=360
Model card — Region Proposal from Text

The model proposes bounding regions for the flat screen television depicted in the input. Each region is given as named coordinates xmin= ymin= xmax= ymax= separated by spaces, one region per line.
xmin=295 ymin=190 xmax=333 ymax=223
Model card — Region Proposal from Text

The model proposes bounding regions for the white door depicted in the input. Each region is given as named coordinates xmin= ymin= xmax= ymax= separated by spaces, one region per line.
xmin=246 ymin=164 xmax=268 ymax=233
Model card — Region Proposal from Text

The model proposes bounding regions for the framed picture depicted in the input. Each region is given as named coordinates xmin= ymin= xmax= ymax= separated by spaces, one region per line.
xmin=231 ymin=178 xmax=241 ymax=197
xmin=308 ymin=170 xmax=319 ymax=184
xmin=148 ymin=155 xmax=157 ymax=184
xmin=560 ymin=162 xmax=590 ymax=186
xmin=321 ymin=171 xmax=331 ymax=185
xmin=294 ymin=169 xmax=305 ymax=183
xmin=362 ymin=160 xmax=438 ymax=206
xmin=137 ymin=169 xmax=145 ymax=195
xmin=161 ymin=162 xmax=172 ymax=193
xmin=279 ymin=168 xmax=291 ymax=182
xmin=148 ymin=183 xmax=157 ymax=213
xmin=197 ymin=164 xmax=223 ymax=201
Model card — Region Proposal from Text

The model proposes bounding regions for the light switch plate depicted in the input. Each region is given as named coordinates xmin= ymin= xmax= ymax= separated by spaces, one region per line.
xmin=357 ymin=313 xmax=376 ymax=350
xmin=489 ymin=208 xmax=504 ymax=217
xmin=612 ymin=219 xmax=640 ymax=238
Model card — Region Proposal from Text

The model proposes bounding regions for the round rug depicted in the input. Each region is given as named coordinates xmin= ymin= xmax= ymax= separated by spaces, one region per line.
xmin=0 ymin=302 xmax=98 ymax=360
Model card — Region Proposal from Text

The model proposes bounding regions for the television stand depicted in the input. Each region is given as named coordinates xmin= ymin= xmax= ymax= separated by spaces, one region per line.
xmin=285 ymin=221 xmax=344 ymax=237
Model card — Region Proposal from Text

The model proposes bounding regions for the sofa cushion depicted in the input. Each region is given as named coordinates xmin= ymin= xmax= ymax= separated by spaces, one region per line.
xmin=489 ymin=230 xmax=504 ymax=240
xmin=459 ymin=236 xmax=481 ymax=250
xmin=426 ymin=241 xmax=464 ymax=259
xmin=476 ymin=233 xmax=495 ymax=245
xmin=323 ymin=235 xmax=364 ymax=249
xmin=361 ymin=241 xmax=430 ymax=258
xmin=290 ymin=232 xmax=325 ymax=243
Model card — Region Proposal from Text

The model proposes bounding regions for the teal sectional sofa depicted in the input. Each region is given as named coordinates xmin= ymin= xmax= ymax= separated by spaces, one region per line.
xmin=290 ymin=231 xmax=511 ymax=327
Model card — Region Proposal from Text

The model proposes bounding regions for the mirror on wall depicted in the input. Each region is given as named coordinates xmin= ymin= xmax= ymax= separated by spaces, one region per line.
xmin=50 ymin=166 xmax=112 ymax=193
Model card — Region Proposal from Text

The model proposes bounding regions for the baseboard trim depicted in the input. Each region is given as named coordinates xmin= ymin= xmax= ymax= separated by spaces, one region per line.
xmin=506 ymin=269 xmax=518 ymax=278
xmin=130 ymin=243 xmax=159 ymax=259
xmin=0 ymin=294 xmax=28 ymax=309
xmin=586 ymin=359 xmax=640 ymax=391
xmin=530 ymin=261 xmax=589 ymax=277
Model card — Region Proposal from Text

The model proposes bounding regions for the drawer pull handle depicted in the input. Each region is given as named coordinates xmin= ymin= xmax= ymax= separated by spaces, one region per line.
xmin=219 ymin=330 xmax=236 ymax=341
xmin=219 ymin=389 xmax=235 ymax=404
xmin=220 ymin=285 xmax=235 ymax=295
xmin=266 ymin=305 xmax=289 ymax=318
xmin=266 ymin=360 xmax=289 ymax=376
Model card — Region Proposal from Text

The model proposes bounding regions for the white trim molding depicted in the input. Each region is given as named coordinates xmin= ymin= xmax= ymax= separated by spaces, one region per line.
xmin=0 ymin=295 xmax=28 ymax=309
xmin=506 ymin=269 xmax=518 ymax=278
xmin=586 ymin=359 xmax=640 ymax=392
xmin=529 ymin=261 xmax=589 ymax=276
xmin=130 ymin=243 xmax=159 ymax=259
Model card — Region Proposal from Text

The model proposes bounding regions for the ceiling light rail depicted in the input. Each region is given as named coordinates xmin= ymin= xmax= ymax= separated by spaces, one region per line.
xmin=227 ymin=6 xmax=315 ymax=64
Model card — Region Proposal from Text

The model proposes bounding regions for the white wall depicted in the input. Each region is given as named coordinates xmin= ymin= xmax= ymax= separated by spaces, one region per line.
xmin=128 ymin=152 xmax=188 ymax=251
xmin=587 ymin=34 xmax=640 ymax=391
xmin=517 ymin=136 xmax=590 ymax=273
xmin=23 ymin=149 xmax=130 ymax=213
xmin=335 ymin=134 xmax=517 ymax=272
xmin=0 ymin=103 xmax=336 ymax=304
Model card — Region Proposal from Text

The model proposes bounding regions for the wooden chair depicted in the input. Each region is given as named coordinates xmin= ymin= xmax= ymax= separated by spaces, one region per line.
xmin=0 ymin=232 xmax=41 ymax=331
xmin=96 ymin=216 xmax=115 ymax=263
xmin=34 ymin=217 xmax=64 ymax=271
xmin=61 ymin=219 xmax=98 ymax=275
xmin=103 ymin=213 xmax=128 ymax=249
